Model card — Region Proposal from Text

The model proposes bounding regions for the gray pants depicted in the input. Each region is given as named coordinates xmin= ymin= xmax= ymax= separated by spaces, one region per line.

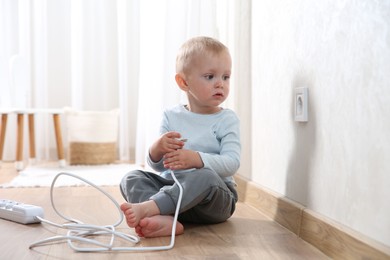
xmin=120 ymin=168 xmax=238 ymax=224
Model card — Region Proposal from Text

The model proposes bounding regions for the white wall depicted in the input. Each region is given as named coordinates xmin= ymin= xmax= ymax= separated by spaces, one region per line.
xmin=249 ymin=0 xmax=390 ymax=247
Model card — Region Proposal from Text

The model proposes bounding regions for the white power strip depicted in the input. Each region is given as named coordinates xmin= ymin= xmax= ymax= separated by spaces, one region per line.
xmin=0 ymin=199 xmax=44 ymax=224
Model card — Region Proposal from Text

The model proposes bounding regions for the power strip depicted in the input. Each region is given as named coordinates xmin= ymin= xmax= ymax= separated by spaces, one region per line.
xmin=0 ymin=199 xmax=44 ymax=224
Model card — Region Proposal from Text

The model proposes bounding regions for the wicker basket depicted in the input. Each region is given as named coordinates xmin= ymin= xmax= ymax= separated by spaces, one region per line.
xmin=69 ymin=142 xmax=117 ymax=165
xmin=65 ymin=108 xmax=119 ymax=165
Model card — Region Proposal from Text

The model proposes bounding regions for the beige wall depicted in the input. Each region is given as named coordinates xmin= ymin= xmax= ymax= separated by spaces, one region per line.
xmin=242 ymin=0 xmax=390 ymax=247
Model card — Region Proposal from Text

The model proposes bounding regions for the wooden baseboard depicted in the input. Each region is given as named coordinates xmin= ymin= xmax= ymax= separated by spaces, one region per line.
xmin=235 ymin=174 xmax=304 ymax=235
xmin=235 ymin=175 xmax=390 ymax=260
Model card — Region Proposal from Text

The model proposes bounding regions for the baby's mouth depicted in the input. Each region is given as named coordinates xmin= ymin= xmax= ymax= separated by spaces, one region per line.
xmin=213 ymin=92 xmax=224 ymax=97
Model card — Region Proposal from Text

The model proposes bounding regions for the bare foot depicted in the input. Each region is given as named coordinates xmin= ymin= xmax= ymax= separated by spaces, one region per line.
xmin=135 ymin=215 xmax=184 ymax=238
xmin=120 ymin=201 xmax=160 ymax=228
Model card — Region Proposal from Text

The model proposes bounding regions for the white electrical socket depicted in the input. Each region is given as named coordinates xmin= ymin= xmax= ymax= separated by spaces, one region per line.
xmin=294 ymin=87 xmax=308 ymax=122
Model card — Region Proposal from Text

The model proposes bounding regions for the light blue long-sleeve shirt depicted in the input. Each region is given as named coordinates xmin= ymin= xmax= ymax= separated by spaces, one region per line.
xmin=147 ymin=104 xmax=241 ymax=184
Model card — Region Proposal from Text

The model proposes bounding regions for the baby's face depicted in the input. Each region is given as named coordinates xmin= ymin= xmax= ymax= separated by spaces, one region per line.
xmin=184 ymin=50 xmax=231 ymax=114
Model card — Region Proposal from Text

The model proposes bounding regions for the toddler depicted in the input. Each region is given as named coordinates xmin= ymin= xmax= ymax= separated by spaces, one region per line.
xmin=120 ymin=36 xmax=241 ymax=238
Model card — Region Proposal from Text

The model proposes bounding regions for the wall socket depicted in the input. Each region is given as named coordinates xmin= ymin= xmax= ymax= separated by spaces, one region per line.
xmin=294 ymin=87 xmax=308 ymax=122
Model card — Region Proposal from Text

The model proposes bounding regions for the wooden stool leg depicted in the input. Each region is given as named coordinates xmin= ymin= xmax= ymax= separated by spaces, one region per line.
xmin=28 ymin=114 xmax=36 ymax=164
xmin=0 ymin=114 xmax=8 ymax=166
xmin=16 ymin=113 xmax=24 ymax=170
xmin=53 ymin=114 xmax=66 ymax=167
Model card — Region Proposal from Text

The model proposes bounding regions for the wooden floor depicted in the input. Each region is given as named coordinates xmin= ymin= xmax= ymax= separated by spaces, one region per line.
xmin=0 ymin=162 xmax=328 ymax=259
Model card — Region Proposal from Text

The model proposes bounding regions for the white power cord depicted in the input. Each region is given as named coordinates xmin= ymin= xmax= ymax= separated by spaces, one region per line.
xmin=29 ymin=170 xmax=183 ymax=252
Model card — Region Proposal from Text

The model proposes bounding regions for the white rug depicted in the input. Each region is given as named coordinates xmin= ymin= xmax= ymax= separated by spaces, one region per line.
xmin=1 ymin=163 xmax=141 ymax=188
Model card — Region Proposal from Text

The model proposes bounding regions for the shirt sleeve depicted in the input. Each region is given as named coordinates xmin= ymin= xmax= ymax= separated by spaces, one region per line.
xmin=198 ymin=112 xmax=241 ymax=178
xmin=147 ymin=155 xmax=166 ymax=172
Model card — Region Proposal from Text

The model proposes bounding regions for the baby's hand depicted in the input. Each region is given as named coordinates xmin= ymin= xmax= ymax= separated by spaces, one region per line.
xmin=163 ymin=149 xmax=203 ymax=170
xmin=161 ymin=132 xmax=186 ymax=152
xmin=149 ymin=132 xmax=185 ymax=162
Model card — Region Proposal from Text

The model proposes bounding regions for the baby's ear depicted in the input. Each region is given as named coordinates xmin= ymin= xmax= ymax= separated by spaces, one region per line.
xmin=175 ymin=73 xmax=189 ymax=91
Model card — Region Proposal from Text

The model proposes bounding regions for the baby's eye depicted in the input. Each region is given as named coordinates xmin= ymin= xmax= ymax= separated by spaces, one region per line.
xmin=204 ymin=74 xmax=214 ymax=80
xmin=223 ymin=75 xmax=230 ymax=80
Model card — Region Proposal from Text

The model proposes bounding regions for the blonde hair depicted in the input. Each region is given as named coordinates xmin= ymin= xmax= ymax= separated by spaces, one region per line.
xmin=176 ymin=36 xmax=229 ymax=74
